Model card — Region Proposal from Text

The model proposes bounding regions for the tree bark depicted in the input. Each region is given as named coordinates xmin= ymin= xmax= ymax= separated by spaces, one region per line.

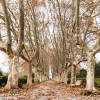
xmin=34 ymin=70 xmax=39 ymax=82
xmin=5 ymin=56 xmax=18 ymax=89
xmin=61 ymin=71 xmax=68 ymax=84
xmin=27 ymin=62 xmax=32 ymax=85
xmin=86 ymin=52 xmax=96 ymax=91
xmin=71 ymin=65 xmax=76 ymax=85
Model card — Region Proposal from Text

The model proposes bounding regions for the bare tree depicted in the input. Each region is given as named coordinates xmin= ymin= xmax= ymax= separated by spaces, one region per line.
xmin=0 ymin=0 xmax=25 ymax=89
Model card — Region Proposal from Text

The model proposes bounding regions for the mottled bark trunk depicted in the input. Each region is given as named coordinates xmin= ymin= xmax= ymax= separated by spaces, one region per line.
xmin=61 ymin=71 xmax=68 ymax=84
xmin=5 ymin=58 xmax=12 ymax=90
xmin=86 ymin=53 xmax=96 ymax=91
xmin=27 ymin=62 xmax=32 ymax=85
xmin=5 ymin=56 xmax=18 ymax=90
xmin=71 ymin=65 xmax=76 ymax=85
xmin=34 ymin=71 xmax=39 ymax=82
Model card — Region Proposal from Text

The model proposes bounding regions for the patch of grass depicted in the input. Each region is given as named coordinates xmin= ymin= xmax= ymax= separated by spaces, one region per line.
xmin=0 ymin=76 xmax=7 ymax=87
xmin=95 ymin=90 xmax=100 ymax=95
xmin=77 ymin=77 xmax=100 ymax=88
xmin=95 ymin=78 xmax=100 ymax=88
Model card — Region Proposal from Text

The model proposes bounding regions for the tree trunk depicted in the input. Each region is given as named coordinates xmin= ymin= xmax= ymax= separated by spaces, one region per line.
xmin=61 ymin=71 xmax=68 ymax=84
xmin=71 ymin=65 xmax=76 ymax=86
xmin=5 ymin=58 xmax=12 ymax=90
xmin=34 ymin=72 xmax=38 ymax=82
xmin=5 ymin=56 xmax=18 ymax=90
xmin=86 ymin=53 xmax=96 ymax=91
xmin=27 ymin=62 xmax=32 ymax=85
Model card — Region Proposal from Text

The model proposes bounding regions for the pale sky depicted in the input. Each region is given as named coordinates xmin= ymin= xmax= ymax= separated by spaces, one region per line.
xmin=0 ymin=51 xmax=8 ymax=73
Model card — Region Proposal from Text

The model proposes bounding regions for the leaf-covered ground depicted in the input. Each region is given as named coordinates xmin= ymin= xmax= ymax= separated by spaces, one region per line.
xmin=0 ymin=80 xmax=100 ymax=100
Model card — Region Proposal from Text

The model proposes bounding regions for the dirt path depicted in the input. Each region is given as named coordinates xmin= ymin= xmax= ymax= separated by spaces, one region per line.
xmin=0 ymin=80 xmax=100 ymax=100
